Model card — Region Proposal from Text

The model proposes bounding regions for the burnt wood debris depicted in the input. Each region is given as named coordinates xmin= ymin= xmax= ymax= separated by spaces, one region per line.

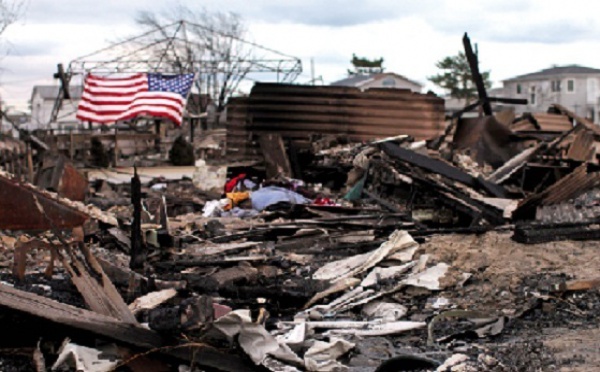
xmin=0 ymin=33 xmax=599 ymax=371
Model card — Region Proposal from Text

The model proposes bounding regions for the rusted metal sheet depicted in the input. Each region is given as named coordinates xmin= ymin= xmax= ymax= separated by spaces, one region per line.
xmin=36 ymin=156 xmax=87 ymax=201
xmin=511 ymin=113 xmax=572 ymax=133
xmin=225 ymin=97 xmax=256 ymax=158
xmin=552 ymin=104 xmax=600 ymax=135
xmin=532 ymin=113 xmax=573 ymax=132
xmin=226 ymin=84 xmax=445 ymax=157
xmin=566 ymin=127 xmax=595 ymax=162
xmin=59 ymin=162 xmax=88 ymax=201
xmin=0 ymin=173 xmax=89 ymax=230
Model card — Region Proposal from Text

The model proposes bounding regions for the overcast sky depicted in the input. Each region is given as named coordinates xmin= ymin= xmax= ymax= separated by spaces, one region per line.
xmin=1 ymin=0 xmax=600 ymax=111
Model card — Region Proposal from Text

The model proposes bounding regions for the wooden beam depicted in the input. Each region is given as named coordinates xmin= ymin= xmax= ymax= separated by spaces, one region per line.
xmin=487 ymin=97 xmax=528 ymax=105
xmin=0 ymin=282 xmax=163 ymax=349
xmin=61 ymin=243 xmax=138 ymax=323
xmin=130 ymin=167 xmax=146 ymax=270
xmin=379 ymin=142 xmax=507 ymax=198
xmin=462 ymin=33 xmax=492 ymax=116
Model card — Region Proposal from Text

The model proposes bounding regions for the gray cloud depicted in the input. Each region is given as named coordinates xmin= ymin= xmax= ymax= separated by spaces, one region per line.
xmin=425 ymin=1 xmax=598 ymax=45
xmin=254 ymin=1 xmax=402 ymax=27
xmin=7 ymin=39 xmax=59 ymax=57
xmin=20 ymin=0 xmax=597 ymax=47
xmin=23 ymin=0 xmax=149 ymax=25
xmin=195 ymin=0 xmax=435 ymax=27
xmin=481 ymin=21 xmax=598 ymax=44
xmin=312 ymin=53 xmax=348 ymax=65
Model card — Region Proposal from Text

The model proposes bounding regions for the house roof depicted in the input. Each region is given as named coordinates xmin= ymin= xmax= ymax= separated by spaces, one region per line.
xmin=504 ymin=65 xmax=600 ymax=82
xmin=31 ymin=85 xmax=84 ymax=101
xmin=330 ymin=74 xmax=374 ymax=87
xmin=330 ymin=72 xmax=423 ymax=88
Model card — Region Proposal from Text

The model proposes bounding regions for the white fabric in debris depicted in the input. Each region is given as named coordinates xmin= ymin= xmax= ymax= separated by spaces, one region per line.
xmin=360 ymin=262 xmax=415 ymax=287
xmin=402 ymin=263 xmax=449 ymax=290
xmin=313 ymin=230 xmax=418 ymax=282
xmin=326 ymin=320 xmax=426 ymax=337
xmin=202 ymin=199 xmax=229 ymax=217
xmin=304 ymin=338 xmax=354 ymax=372
xmin=213 ymin=310 xmax=303 ymax=366
xmin=276 ymin=322 xmax=307 ymax=348
xmin=435 ymin=353 xmax=469 ymax=371
xmin=386 ymin=244 xmax=418 ymax=262
xmin=51 ymin=341 xmax=120 ymax=372
xmin=361 ymin=301 xmax=408 ymax=322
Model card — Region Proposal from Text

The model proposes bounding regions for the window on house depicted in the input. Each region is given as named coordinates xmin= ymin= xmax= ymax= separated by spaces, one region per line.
xmin=382 ymin=78 xmax=396 ymax=87
xmin=530 ymin=86 xmax=536 ymax=105
xmin=567 ymin=79 xmax=575 ymax=92
xmin=551 ymin=80 xmax=561 ymax=92
xmin=589 ymin=109 xmax=595 ymax=123
xmin=516 ymin=84 xmax=522 ymax=94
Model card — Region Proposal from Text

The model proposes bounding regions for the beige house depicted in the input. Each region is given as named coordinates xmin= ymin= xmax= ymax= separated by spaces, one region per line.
xmin=330 ymin=72 xmax=422 ymax=92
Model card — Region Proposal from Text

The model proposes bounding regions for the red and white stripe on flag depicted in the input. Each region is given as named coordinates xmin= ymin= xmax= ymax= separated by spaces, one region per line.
xmin=76 ymin=73 xmax=188 ymax=126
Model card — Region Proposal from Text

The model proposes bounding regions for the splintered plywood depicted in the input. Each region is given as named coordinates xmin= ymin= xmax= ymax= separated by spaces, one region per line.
xmin=259 ymin=134 xmax=292 ymax=179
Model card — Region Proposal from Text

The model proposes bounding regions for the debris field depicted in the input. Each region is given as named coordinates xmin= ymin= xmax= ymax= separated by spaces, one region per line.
xmin=1 ymin=34 xmax=600 ymax=372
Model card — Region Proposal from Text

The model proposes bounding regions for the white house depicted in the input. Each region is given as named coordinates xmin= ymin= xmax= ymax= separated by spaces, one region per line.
xmin=498 ymin=65 xmax=600 ymax=123
xmin=29 ymin=85 xmax=83 ymax=131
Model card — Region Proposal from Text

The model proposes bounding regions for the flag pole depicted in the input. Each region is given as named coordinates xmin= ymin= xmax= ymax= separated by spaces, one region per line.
xmin=183 ymin=72 xmax=198 ymax=141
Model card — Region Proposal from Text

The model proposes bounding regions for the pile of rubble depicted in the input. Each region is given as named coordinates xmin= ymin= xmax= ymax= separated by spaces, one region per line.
xmin=1 ymin=96 xmax=600 ymax=371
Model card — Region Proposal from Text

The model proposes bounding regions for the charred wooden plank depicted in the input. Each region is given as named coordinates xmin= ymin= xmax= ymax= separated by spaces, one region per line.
xmin=379 ymin=142 xmax=507 ymax=198
xmin=0 ymin=282 xmax=163 ymax=348
xmin=463 ymin=33 xmax=492 ymax=116
xmin=487 ymin=97 xmax=528 ymax=105
xmin=0 ymin=283 xmax=255 ymax=371
xmin=513 ymin=221 xmax=600 ymax=244
xmin=130 ymin=167 xmax=146 ymax=270
xmin=61 ymin=243 xmax=138 ymax=323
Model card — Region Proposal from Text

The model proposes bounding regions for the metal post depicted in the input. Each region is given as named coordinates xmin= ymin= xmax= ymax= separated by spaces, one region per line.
xmin=154 ymin=119 xmax=161 ymax=153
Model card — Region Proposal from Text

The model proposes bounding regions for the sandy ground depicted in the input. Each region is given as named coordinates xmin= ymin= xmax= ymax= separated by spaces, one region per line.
xmin=420 ymin=231 xmax=600 ymax=371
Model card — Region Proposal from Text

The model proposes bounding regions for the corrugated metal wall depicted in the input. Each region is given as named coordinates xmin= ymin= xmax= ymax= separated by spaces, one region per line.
xmin=226 ymin=83 xmax=446 ymax=158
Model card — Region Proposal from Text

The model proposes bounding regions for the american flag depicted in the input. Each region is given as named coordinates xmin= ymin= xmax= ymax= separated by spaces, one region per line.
xmin=76 ymin=73 xmax=194 ymax=126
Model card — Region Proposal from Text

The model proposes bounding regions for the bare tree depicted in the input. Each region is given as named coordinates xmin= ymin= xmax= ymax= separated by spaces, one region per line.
xmin=0 ymin=0 xmax=24 ymax=36
xmin=0 ymin=0 xmax=25 ymax=116
xmin=134 ymin=6 xmax=253 ymax=120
